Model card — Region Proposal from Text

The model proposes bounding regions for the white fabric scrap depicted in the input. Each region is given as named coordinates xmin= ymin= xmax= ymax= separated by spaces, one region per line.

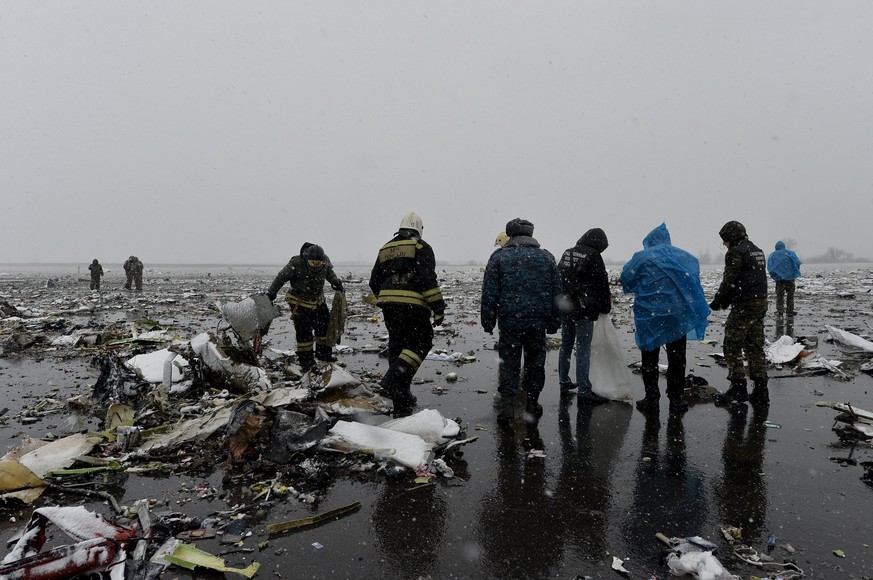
xmin=379 ymin=409 xmax=461 ymax=444
xmin=765 ymin=336 xmax=806 ymax=364
xmin=666 ymin=549 xmax=735 ymax=580
xmin=425 ymin=350 xmax=466 ymax=362
xmin=323 ymin=420 xmax=434 ymax=469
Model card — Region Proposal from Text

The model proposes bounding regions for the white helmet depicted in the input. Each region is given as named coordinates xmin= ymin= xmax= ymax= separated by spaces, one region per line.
xmin=399 ymin=212 xmax=423 ymax=235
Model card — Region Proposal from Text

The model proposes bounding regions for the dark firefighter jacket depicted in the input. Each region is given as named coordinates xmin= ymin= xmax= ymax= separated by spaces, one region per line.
xmin=369 ymin=232 xmax=445 ymax=316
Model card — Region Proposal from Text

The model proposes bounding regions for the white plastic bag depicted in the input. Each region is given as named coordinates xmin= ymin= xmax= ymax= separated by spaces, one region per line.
xmin=589 ymin=314 xmax=634 ymax=401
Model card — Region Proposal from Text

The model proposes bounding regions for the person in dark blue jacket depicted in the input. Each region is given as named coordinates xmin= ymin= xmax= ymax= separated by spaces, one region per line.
xmin=481 ymin=218 xmax=562 ymax=424
xmin=767 ymin=240 xmax=802 ymax=334
xmin=621 ymin=224 xmax=710 ymax=415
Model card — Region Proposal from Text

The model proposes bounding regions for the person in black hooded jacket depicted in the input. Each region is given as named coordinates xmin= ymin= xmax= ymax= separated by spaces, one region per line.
xmin=557 ymin=228 xmax=611 ymax=404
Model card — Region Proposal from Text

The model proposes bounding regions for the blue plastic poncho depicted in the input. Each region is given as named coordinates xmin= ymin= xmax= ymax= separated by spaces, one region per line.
xmin=620 ymin=224 xmax=710 ymax=351
xmin=767 ymin=241 xmax=802 ymax=281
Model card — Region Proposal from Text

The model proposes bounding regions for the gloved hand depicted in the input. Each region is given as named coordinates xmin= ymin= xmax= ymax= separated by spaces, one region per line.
xmin=332 ymin=281 xmax=344 ymax=293
xmin=483 ymin=326 xmax=494 ymax=335
xmin=266 ymin=291 xmax=277 ymax=302
xmin=432 ymin=313 xmax=444 ymax=327
xmin=708 ymin=301 xmax=719 ymax=311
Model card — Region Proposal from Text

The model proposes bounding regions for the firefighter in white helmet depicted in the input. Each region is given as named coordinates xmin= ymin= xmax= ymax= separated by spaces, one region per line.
xmin=369 ymin=212 xmax=445 ymax=416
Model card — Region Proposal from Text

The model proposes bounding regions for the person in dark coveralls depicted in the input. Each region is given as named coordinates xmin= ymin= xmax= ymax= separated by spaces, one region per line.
xmin=370 ymin=213 xmax=445 ymax=417
xmin=709 ymin=221 xmax=770 ymax=407
xmin=123 ymin=256 xmax=144 ymax=291
xmin=621 ymin=223 xmax=710 ymax=415
xmin=481 ymin=218 xmax=562 ymax=423
xmin=556 ymin=228 xmax=611 ymax=404
xmin=267 ymin=243 xmax=344 ymax=372
xmin=88 ymin=259 xmax=104 ymax=291
xmin=767 ymin=240 xmax=802 ymax=337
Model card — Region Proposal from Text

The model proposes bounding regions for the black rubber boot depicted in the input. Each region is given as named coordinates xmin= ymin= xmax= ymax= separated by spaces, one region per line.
xmin=714 ymin=379 xmax=749 ymax=406
xmin=668 ymin=397 xmax=689 ymax=415
xmin=391 ymin=390 xmax=418 ymax=417
xmin=749 ymin=378 xmax=770 ymax=407
xmin=315 ymin=344 xmax=337 ymax=362
xmin=297 ymin=351 xmax=316 ymax=372
xmin=635 ymin=370 xmax=661 ymax=414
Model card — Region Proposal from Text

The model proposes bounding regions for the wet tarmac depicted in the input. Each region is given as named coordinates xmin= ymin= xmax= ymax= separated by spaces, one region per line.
xmin=1 ymin=263 xmax=872 ymax=579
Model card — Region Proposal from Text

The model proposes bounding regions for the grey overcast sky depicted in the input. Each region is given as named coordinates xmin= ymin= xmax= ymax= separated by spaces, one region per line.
xmin=2 ymin=2 xmax=871 ymax=266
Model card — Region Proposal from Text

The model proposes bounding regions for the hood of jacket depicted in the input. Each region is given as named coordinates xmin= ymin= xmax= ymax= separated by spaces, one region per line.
xmin=642 ymin=223 xmax=671 ymax=249
xmin=775 ymin=240 xmax=785 ymax=251
xmin=576 ymin=228 xmax=608 ymax=253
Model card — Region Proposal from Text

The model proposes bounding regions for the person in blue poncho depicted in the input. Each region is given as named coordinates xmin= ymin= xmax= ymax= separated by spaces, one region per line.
xmin=767 ymin=240 xmax=802 ymax=330
xmin=621 ymin=224 xmax=711 ymax=415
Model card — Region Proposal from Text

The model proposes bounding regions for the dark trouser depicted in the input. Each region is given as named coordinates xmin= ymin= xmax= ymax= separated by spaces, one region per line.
xmin=774 ymin=280 xmax=795 ymax=338
xmin=134 ymin=273 xmax=143 ymax=291
xmin=124 ymin=273 xmax=133 ymax=289
xmin=774 ymin=280 xmax=795 ymax=315
xmin=90 ymin=277 xmax=100 ymax=291
xmin=381 ymin=305 xmax=433 ymax=400
xmin=292 ymin=302 xmax=330 ymax=369
xmin=724 ymin=299 xmax=768 ymax=383
xmin=498 ymin=327 xmax=546 ymax=399
xmin=641 ymin=336 xmax=687 ymax=401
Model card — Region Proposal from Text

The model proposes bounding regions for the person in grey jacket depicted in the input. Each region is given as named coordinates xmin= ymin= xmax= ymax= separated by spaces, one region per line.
xmin=481 ymin=218 xmax=562 ymax=424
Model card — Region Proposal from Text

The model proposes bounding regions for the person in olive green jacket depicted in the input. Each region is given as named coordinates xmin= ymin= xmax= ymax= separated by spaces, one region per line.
xmin=267 ymin=243 xmax=344 ymax=371
xmin=709 ymin=221 xmax=769 ymax=407
xmin=88 ymin=259 xmax=104 ymax=291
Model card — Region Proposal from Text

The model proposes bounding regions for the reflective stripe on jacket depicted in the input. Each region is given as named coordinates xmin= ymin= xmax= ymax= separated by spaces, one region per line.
xmin=369 ymin=235 xmax=445 ymax=314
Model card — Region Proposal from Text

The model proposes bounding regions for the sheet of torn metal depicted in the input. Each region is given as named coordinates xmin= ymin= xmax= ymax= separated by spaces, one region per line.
xmin=10 ymin=433 xmax=99 ymax=479
xmin=126 ymin=348 xmax=188 ymax=383
xmin=826 ymin=325 xmax=873 ymax=352
xmin=266 ymin=501 xmax=361 ymax=535
xmin=190 ymin=332 xmax=270 ymax=391
xmin=218 ymin=294 xmax=281 ymax=342
xmin=817 ymin=401 xmax=873 ymax=438
xmin=135 ymin=405 xmax=235 ymax=455
xmin=0 ymin=506 xmax=137 ymax=580
xmin=164 ymin=542 xmax=260 ymax=578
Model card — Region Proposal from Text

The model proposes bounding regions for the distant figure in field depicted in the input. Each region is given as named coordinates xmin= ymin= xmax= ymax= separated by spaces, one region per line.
xmin=88 ymin=259 xmax=104 ymax=291
xmin=767 ymin=240 xmax=802 ymax=336
xmin=123 ymin=256 xmax=144 ymax=291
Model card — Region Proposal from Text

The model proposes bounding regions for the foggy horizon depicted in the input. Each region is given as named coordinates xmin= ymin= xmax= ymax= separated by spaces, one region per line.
xmin=3 ymin=2 xmax=872 ymax=267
